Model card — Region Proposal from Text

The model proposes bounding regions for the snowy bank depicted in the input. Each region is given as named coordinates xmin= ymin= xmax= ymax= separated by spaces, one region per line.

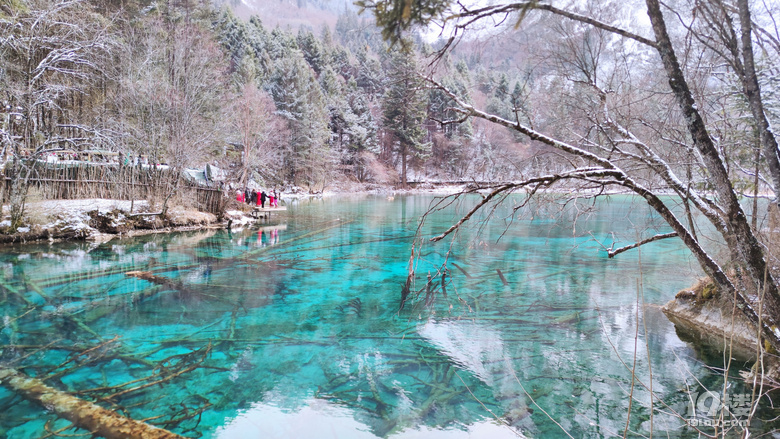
xmin=0 ymin=199 xmax=252 ymax=244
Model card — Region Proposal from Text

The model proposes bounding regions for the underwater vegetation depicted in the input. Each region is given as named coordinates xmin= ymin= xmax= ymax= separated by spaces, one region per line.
xmin=0 ymin=196 xmax=772 ymax=438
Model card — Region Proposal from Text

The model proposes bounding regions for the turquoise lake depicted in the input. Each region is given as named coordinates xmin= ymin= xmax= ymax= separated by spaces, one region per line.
xmin=0 ymin=194 xmax=771 ymax=437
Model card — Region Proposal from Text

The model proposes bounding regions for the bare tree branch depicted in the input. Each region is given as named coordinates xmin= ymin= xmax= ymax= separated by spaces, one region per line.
xmin=448 ymin=2 xmax=658 ymax=48
xmin=608 ymin=232 xmax=678 ymax=258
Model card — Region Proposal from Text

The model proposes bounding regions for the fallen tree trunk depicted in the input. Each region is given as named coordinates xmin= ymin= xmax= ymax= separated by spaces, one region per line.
xmin=125 ymin=271 xmax=202 ymax=297
xmin=0 ymin=366 xmax=186 ymax=439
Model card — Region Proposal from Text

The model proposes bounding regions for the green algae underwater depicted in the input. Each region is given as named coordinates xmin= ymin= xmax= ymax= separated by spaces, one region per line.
xmin=0 ymin=194 xmax=775 ymax=438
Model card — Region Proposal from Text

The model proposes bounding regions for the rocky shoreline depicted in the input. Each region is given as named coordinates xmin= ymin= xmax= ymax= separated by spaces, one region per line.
xmin=662 ymin=278 xmax=780 ymax=383
xmin=663 ymin=280 xmax=759 ymax=359
xmin=0 ymin=199 xmax=243 ymax=245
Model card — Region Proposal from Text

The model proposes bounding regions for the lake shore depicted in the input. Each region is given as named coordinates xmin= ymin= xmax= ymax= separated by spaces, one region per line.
xmin=0 ymin=182 xmax=475 ymax=245
xmin=0 ymin=181 xmax=736 ymax=245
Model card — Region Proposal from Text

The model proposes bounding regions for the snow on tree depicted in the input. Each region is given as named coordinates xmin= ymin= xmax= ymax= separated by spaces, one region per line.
xmin=382 ymin=45 xmax=430 ymax=187
xmin=269 ymin=53 xmax=332 ymax=190
xmin=0 ymin=0 xmax=111 ymax=230
xmin=360 ymin=0 xmax=780 ymax=353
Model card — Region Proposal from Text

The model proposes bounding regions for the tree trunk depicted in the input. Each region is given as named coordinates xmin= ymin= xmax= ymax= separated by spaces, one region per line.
xmin=737 ymin=0 xmax=780 ymax=206
xmin=0 ymin=367 xmax=185 ymax=439
xmin=646 ymin=0 xmax=780 ymax=349
xmin=401 ymin=142 xmax=407 ymax=188
xmin=9 ymin=157 xmax=29 ymax=232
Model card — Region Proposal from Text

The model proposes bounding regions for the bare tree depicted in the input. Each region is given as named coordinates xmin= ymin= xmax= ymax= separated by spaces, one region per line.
xmin=0 ymin=0 xmax=111 ymax=230
xmin=231 ymin=82 xmax=287 ymax=187
xmin=109 ymin=6 xmax=229 ymax=213
xmin=359 ymin=0 xmax=780 ymax=353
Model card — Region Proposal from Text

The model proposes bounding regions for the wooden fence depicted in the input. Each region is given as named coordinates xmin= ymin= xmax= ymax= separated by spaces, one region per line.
xmin=3 ymin=163 xmax=227 ymax=216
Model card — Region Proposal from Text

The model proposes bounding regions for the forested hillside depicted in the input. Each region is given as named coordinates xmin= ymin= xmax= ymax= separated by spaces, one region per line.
xmin=222 ymin=0 xmax=350 ymax=29
xmin=8 ymin=0 xmax=777 ymax=232
xmin=0 ymin=0 xmax=531 ymax=208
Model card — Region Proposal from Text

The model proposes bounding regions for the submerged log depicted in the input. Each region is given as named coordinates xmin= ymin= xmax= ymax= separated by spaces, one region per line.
xmin=0 ymin=366 xmax=185 ymax=439
xmin=125 ymin=271 xmax=200 ymax=297
xmin=451 ymin=262 xmax=472 ymax=278
xmin=496 ymin=268 xmax=508 ymax=286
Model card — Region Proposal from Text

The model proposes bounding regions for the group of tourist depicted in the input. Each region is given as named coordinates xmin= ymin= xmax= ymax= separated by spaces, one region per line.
xmin=236 ymin=188 xmax=278 ymax=208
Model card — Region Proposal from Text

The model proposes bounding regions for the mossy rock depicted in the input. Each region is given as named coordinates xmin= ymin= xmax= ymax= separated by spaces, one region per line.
xmin=700 ymin=282 xmax=717 ymax=300
xmin=766 ymin=327 xmax=779 ymax=355
xmin=673 ymin=278 xmax=719 ymax=308
xmin=675 ymin=289 xmax=696 ymax=300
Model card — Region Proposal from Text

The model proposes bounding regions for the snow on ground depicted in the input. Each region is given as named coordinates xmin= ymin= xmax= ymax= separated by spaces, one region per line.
xmin=28 ymin=199 xmax=150 ymax=229
xmin=224 ymin=210 xmax=255 ymax=226
xmin=0 ymin=199 xmax=154 ymax=238
xmin=1 ymin=184 xmax=471 ymax=241
xmin=30 ymin=199 xmax=149 ymax=215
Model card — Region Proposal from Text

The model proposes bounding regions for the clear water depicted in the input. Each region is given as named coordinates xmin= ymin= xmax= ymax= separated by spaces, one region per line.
xmin=0 ymin=195 xmax=768 ymax=438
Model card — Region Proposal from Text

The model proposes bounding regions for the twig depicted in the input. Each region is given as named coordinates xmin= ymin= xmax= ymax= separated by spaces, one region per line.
xmin=608 ymin=232 xmax=678 ymax=258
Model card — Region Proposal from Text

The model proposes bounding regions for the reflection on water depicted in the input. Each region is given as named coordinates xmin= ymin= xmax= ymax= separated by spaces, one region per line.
xmin=0 ymin=195 xmax=772 ymax=437
xmin=215 ymin=399 xmax=519 ymax=439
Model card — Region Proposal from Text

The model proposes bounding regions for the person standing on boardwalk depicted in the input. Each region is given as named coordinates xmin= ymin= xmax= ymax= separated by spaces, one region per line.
xmin=269 ymin=190 xmax=277 ymax=208
xmin=260 ymin=190 xmax=267 ymax=208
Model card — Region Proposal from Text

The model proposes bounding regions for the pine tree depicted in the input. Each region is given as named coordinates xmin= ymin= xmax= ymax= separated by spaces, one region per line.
xmin=214 ymin=9 xmax=246 ymax=77
xmin=268 ymin=53 xmax=331 ymax=189
xmin=495 ymin=73 xmax=509 ymax=98
xmin=245 ymin=17 xmax=272 ymax=81
xmin=382 ymin=46 xmax=430 ymax=187
xmin=297 ymin=28 xmax=327 ymax=75
xmin=356 ymin=48 xmax=383 ymax=97
xmin=344 ymin=78 xmax=379 ymax=181
xmin=428 ymin=60 xmax=473 ymax=178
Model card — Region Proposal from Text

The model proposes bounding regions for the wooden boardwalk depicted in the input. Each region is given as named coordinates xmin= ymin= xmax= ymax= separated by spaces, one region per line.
xmin=251 ymin=206 xmax=287 ymax=218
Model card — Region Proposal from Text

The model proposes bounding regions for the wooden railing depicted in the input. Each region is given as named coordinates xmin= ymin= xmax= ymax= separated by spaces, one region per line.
xmin=3 ymin=163 xmax=227 ymax=216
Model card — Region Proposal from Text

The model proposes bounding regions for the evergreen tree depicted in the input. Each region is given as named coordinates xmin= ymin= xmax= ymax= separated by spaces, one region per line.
xmin=356 ymin=48 xmax=384 ymax=97
xmin=268 ymin=53 xmax=331 ymax=189
xmin=510 ymin=79 xmax=532 ymax=127
xmin=331 ymin=46 xmax=355 ymax=79
xmin=214 ymin=10 xmax=261 ymax=88
xmin=245 ymin=17 xmax=272 ymax=80
xmin=428 ymin=61 xmax=473 ymax=178
xmin=495 ymin=72 xmax=509 ymax=98
xmin=214 ymin=9 xmax=246 ymax=72
xmin=267 ymin=27 xmax=298 ymax=62
xmin=343 ymin=78 xmax=379 ymax=181
xmin=320 ymin=64 xmax=347 ymax=150
xmin=297 ymin=28 xmax=327 ymax=75
xmin=319 ymin=23 xmax=333 ymax=48
xmin=382 ymin=46 xmax=430 ymax=187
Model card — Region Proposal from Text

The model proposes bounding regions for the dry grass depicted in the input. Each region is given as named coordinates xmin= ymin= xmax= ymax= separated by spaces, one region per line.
xmin=675 ymin=277 xmax=717 ymax=303
xmin=363 ymin=152 xmax=398 ymax=184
